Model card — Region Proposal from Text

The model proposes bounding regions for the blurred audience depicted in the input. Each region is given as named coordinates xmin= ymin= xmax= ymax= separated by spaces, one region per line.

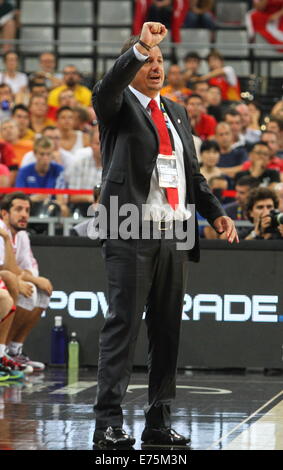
xmin=183 ymin=0 xmax=215 ymax=30
xmin=11 ymin=104 xmax=35 ymax=141
xmin=235 ymin=141 xmax=280 ymax=188
xmin=186 ymin=93 xmax=217 ymax=140
xmin=235 ymin=103 xmax=262 ymax=146
xmin=0 ymin=51 xmax=28 ymax=95
xmin=48 ymin=65 xmax=92 ymax=109
xmin=199 ymin=139 xmax=223 ymax=181
xmin=161 ymin=64 xmax=192 ymax=104
xmin=0 ymin=83 xmax=14 ymax=120
xmin=146 ymin=0 xmax=173 ymax=29
xmin=0 ymin=0 xmax=18 ymax=53
xmin=0 ymin=118 xmax=33 ymax=166
xmin=224 ymin=109 xmax=246 ymax=149
xmin=206 ymin=85 xmax=224 ymax=122
xmin=266 ymin=116 xmax=283 ymax=157
xmin=29 ymin=95 xmax=55 ymax=135
xmin=56 ymin=106 xmax=89 ymax=154
xmin=182 ymin=52 xmax=202 ymax=88
xmin=215 ymin=122 xmax=248 ymax=179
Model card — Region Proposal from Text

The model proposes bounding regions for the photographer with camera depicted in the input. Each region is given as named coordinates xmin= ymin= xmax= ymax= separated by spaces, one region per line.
xmin=244 ymin=186 xmax=283 ymax=240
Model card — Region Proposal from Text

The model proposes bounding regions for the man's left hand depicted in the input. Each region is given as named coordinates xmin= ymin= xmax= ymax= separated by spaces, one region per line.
xmin=213 ymin=216 xmax=239 ymax=244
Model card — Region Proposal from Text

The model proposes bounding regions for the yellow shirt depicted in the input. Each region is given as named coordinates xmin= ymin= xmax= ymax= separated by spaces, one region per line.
xmin=21 ymin=128 xmax=35 ymax=141
xmin=48 ymin=84 xmax=92 ymax=108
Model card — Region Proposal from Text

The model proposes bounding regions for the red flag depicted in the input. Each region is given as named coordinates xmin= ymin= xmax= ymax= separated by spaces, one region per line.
xmin=132 ymin=0 xmax=153 ymax=35
xmin=171 ymin=0 xmax=189 ymax=42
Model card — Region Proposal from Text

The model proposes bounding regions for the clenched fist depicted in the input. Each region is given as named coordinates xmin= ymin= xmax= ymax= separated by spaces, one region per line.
xmin=140 ymin=22 xmax=168 ymax=49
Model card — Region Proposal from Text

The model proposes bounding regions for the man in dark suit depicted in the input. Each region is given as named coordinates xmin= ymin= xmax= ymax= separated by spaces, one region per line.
xmin=92 ymin=22 xmax=238 ymax=448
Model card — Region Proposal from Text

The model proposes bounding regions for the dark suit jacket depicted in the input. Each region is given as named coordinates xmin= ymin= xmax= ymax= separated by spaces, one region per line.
xmin=92 ymin=47 xmax=225 ymax=262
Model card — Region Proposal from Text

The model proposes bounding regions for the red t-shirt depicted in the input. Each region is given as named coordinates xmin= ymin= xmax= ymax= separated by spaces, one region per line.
xmin=194 ymin=113 xmax=217 ymax=140
xmin=0 ymin=141 xmax=18 ymax=170
xmin=242 ymin=157 xmax=283 ymax=173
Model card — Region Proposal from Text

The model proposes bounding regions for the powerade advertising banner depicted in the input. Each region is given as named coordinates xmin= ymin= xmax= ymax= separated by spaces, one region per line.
xmin=26 ymin=238 xmax=283 ymax=368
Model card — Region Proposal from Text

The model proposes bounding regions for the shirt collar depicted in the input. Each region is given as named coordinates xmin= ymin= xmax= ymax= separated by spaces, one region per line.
xmin=128 ymin=85 xmax=160 ymax=110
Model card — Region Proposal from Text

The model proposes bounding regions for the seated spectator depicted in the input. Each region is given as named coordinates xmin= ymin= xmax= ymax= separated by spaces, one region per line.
xmin=29 ymin=95 xmax=56 ymax=135
xmin=73 ymin=106 xmax=92 ymax=133
xmin=34 ymin=52 xmax=63 ymax=90
xmin=58 ymin=88 xmax=78 ymax=109
xmin=246 ymin=0 xmax=283 ymax=53
xmin=0 ymin=118 xmax=33 ymax=166
xmin=11 ymin=104 xmax=35 ymax=141
xmin=235 ymin=103 xmax=262 ymax=147
xmin=224 ymin=175 xmax=259 ymax=238
xmin=0 ymin=140 xmax=17 ymax=184
xmin=0 ymin=162 xmax=10 ymax=187
xmin=0 ymin=83 xmax=14 ymax=120
xmin=21 ymin=125 xmax=76 ymax=173
xmin=0 ymin=192 xmax=53 ymax=374
xmin=182 ymin=51 xmax=202 ymax=89
xmin=242 ymin=132 xmax=283 ymax=177
xmin=48 ymin=65 xmax=92 ymax=109
xmin=194 ymin=50 xmax=241 ymax=101
xmin=0 ymin=0 xmax=17 ymax=53
xmin=15 ymin=137 xmax=68 ymax=216
xmin=186 ymin=94 xmax=217 ymax=140
xmin=215 ymin=122 xmax=248 ymax=178
xmin=199 ymin=139 xmax=223 ymax=181
xmin=266 ymin=116 xmax=283 ymax=158
xmin=56 ymin=106 xmax=89 ymax=154
xmin=161 ymin=64 xmax=192 ymax=104
xmin=146 ymin=0 xmax=173 ymax=29
xmin=207 ymin=175 xmax=230 ymax=204
xmin=183 ymin=0 xmax=215 ymax=29
xmin=235 ymin=141 xmax=280 ymax=188
xmin=0 ymin=51 xmax=28 ymax=95
xmin=244 ymin=186 xmax=283 ymax=240
xmin=206 ymin=85 xmax=224 ymax=122
xmin=65 ymin=126 xmax=102 ymax=216
xmin=247 ymin=100 xmax=263 ymax=131
xmin=15 ymin=77 xmax=49 ymax=107
xmin=191 ymin=80 xmax=209 ymax=107
xmin=224 ymin=109 xmax=246 ymax=149
xmin=71 ymin=184 xmax=101 ymax=237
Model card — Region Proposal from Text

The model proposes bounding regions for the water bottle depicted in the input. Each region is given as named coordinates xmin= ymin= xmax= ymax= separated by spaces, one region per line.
xmin=68 ymin=332 xmax=79 ymax=369
xmin=51 ymin=316 xmax=67 ymax=365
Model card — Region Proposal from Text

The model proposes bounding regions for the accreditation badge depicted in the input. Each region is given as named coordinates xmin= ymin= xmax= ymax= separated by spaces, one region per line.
xmin=156 ymin=152 xmax=178 ymax=188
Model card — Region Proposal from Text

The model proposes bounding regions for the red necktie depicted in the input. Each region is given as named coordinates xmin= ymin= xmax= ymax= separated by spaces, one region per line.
xmin=148 ymin=99 xmax=179 ymax=210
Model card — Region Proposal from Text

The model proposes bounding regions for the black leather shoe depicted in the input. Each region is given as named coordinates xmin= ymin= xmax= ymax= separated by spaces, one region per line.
xmin=93 ymin=426 xmax=135 ymax=447
xmin=141 ymin=427 xmax=190 ymax=446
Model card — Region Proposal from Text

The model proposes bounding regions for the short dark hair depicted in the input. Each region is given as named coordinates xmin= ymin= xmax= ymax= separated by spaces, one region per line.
xmin=235 ymin=175 xmax=259 ymax=189
xmin=183 ymin=51 xmax=201 ymax=62
xmin=200 ymin=140 xmax=220 ymax=153
xmin=249 ymin=141 xmax=269 ymax=153
xmin=246 ymin=187 xmax=279 ymax=220
xmin=3 ymin=50 xmax=18 ymax=62
xmin=11 ymin=104 xmax=29 ymax=115
xmin=186 ymin=93 xmax=203 ymax=103
xmin=224 ymin=109 xmax=241 ymax=119
xmin=56 ymin=106 xmax=73 ymax=119
xmin=207 ymin=49 xmax=224 ymax=62
xmin=1 ymin=192 xmax=31 ymax=212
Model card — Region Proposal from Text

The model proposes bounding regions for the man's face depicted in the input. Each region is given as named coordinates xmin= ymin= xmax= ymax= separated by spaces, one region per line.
xmin=250 ymin=144 xmax=270 ymax=167
xmin=58 ymin=89 xmax=77 ymax=107
xmin=43 ymin=129 xmax=61 ymax=150
xmin=225 ymin=114 xmax=242 ymax=139
xmin=250 ymin=198 xmax=274 ymax=224
xmin=184 ymin=58 xmax=200 ymax=74
xmin=30 ymin=97 xmax=48 ymax=116
xmin=35 ymin=145 xmax=53 ymax=173
xmin=131 ymin=46 xmax=164 ymax=97
xmin=236 ymin=104 xmax=251 ymax=129
xmin=2 ymin=199 xmax=30 ymax=231
xmin=40 ymin=53 xmax=56 ymax=72
xmin=267 ymin=121 xmax=280 ymax=136
xmin=208 ymin=56 xmax=222 ymax=70
xmin=194 ymin=83 xmax=209 ymax=101
xmin=31 ymin=85 xmax=49 ymax=99
xmin=215 ymin=124 xmax=233 ymax=148
xmin=57 ymin=109 xmax=75 ymax=130
xmin=261 ymin=132 xmax=279 ymax=157
xmin=5 ymin=53 xmax=18 ymax=72
xmin=1 ymin=120 xmax=19 ymax=142
xmin=235 ymin=184 xmax=251 ymax=206
xmin=167 ymin=65 xmax=183 ymax=88
xmin=207 ymin=87 xmax=221 ymax=106
xmin=63 ymin=67 xmax=80 ymax=87
xmin=186 ymin=97 xmax=203 ymax=119
xmin=13 ymin=109 xmax=30 ymax=132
